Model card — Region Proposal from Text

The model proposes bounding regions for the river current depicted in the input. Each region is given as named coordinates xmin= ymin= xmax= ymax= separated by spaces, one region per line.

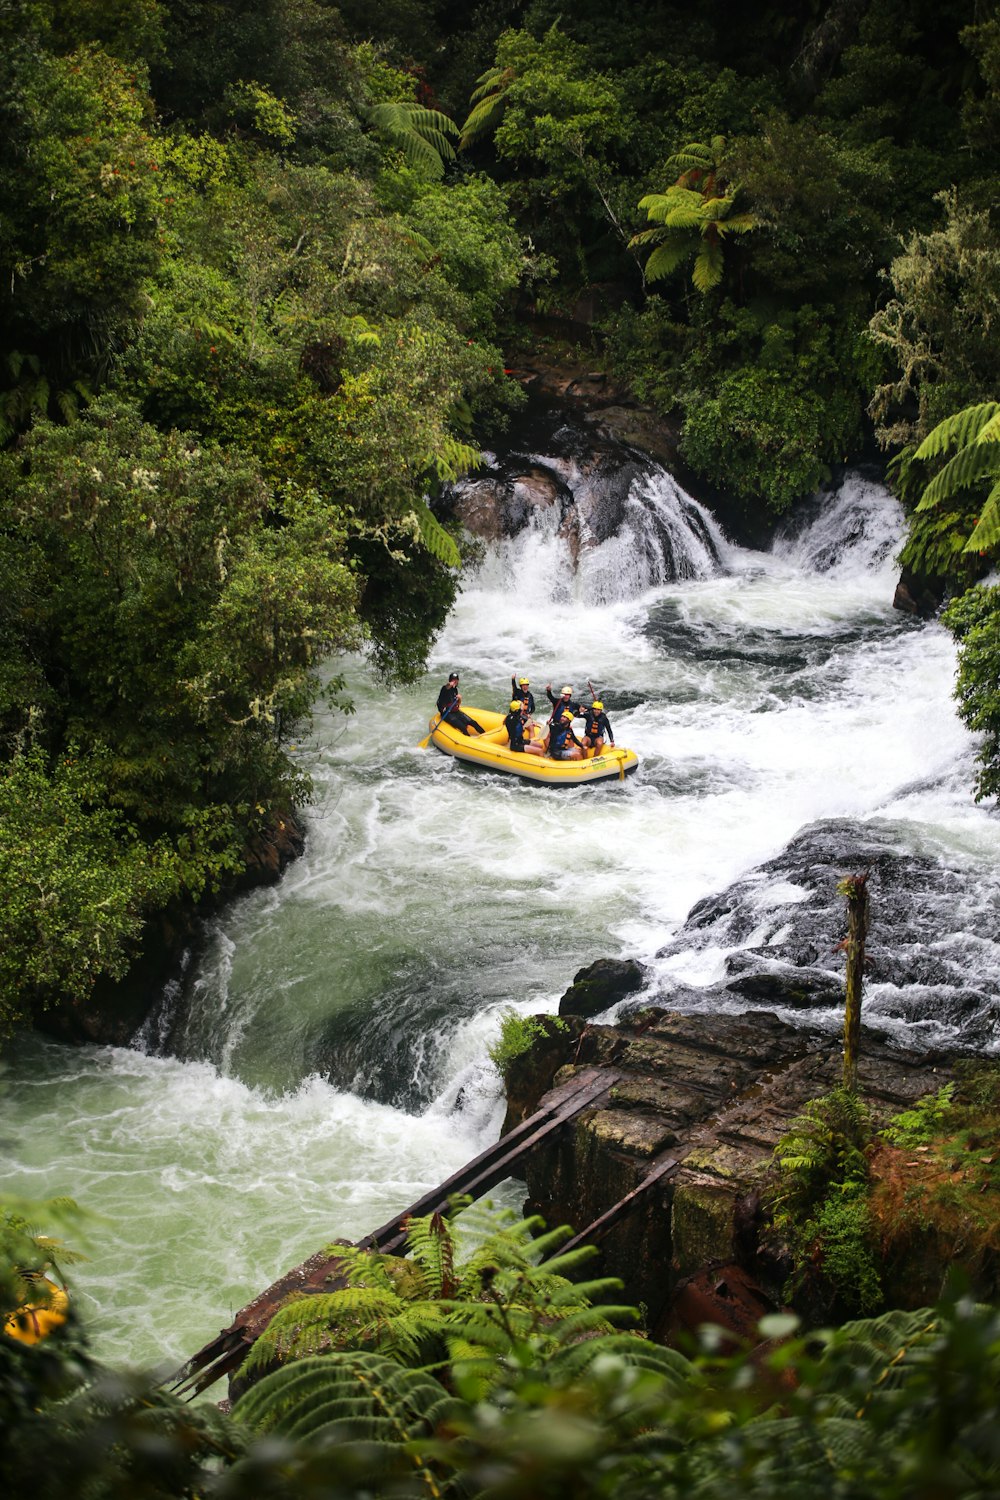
xmin=2 ymin=448 xmax=997 ymax=1377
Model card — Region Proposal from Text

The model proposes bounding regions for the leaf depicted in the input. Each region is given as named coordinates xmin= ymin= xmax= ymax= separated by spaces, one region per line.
xmin=916 ymin=440 xmax=1000 ymax=511
xmin=692 ymin=239 xmax=725 ymax=292
xmin=914 ymin=402 xmax=1000 ymax=462
xmin=963 ymin=477 xmax=1000 ymax=553
xmin=643 ymin=239 xmax=691 ymax=281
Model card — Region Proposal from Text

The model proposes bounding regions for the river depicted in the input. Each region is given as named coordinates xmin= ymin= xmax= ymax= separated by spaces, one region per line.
xmin=2 ymin=428 xmax=997 ymax=1379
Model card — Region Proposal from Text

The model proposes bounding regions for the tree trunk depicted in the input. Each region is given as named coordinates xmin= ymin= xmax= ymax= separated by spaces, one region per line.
xmin=841 ymin=872 xmax=870 ymax=1091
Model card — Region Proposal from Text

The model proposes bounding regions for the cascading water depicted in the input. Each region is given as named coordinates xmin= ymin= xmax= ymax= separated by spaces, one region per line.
xmin=2 ymin=422 xmax=997 ymax=1378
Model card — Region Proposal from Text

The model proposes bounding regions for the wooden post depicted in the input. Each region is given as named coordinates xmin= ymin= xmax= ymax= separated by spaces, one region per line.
xmin=839 ymin=872 xmax=870 ymax=1092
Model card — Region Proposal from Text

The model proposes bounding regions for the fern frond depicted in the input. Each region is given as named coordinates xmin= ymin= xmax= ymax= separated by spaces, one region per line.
xmin=916 ymin=440 xmax=1000 ymax=511
xmin=421 ymin=433 xmax=481 ymax=484
xmin=407 ymin=499 xmax=461 ymax=567
xmin=233 ymin=1351 xmax=458 ymax=1447
xmin=637 ymin=192 xmax=674 ymax=217
xmin=667 ymin=143 xmax=715 ymax=175
xmin=404 ymin=1211 xmax=457 ymax=1294
xmin=643 ymin=240 xmax=690 ymax=281
xmin=692 ymin=239 xmax=725 ymax=292
xmin=551 ymin=1332 xmax=695 ymax=1389
xmin=714 ymin=211 xmax=757 ymax=235
xmin=469 ymin=65 xmax=515 ymax=106
xmin=914 ymin=402 xmax=1000 ymax=461
xmin=367 ymin=101 xmax=459 ymax=179
xmin=243 ymin=1287 xmax=403 ymax=1373
xmin=627 ymin=226 xmax=667 ymax=247
xmin=963 ymin=477 xmax=1000 ymax=553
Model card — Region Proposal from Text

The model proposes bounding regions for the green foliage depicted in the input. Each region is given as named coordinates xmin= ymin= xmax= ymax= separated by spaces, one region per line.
xmin=882 ymin=1085 xmax=957 ymax=1147
xmin=632 ymin=137 xmax=756 ymax=294
xmin=488 ymin=1008 xmax=567 ymax=1079
xmin=366 ymin=100 xmax=459 ymax=178
xmin=241 ymin=1201 xmax=629 ymax=1386
xmin=0 ymin=746 xmax=177 ymax=1035
xmin=0 ymin=1191 xmax=245 ymax=1500
xmin=942 ymin=584 xmax=1000 ymax=802
xmin=868 ymin=193 xmax=1000 ymax=449
xmin=7 ymin=1190 xmax=1000 ymax=1499
xmin=681 ymin=367 xmax=838 ymax=512
xmin=913 ymin=400 xmax=1000 ymax=556
xmin=769 ymin=1087 xmax=881 ymax=1315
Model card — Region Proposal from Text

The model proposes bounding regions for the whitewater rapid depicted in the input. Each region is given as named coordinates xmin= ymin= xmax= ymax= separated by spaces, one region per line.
xmin=1 ymin=462 xmax=995 ymax=1376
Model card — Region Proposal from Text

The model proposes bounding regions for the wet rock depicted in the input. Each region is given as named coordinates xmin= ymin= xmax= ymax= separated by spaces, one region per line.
xmin=724 ymin=968 xmax=845 ymax=1009
xmin=559 ymin=957 xmax=648 ymax=1018
xmin=653 ymin=818 xmax=1000 ymax=1048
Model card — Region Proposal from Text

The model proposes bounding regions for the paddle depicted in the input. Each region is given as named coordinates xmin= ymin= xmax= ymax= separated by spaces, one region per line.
xmin=418 ymin=710 xmax=448 ymax=750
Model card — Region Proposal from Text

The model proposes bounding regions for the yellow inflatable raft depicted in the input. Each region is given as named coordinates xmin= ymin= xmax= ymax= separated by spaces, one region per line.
xmin=427 ymin=708 xmax=638 ymax=785
xmin=3 ymin=1276 xmax=69 ymax=1345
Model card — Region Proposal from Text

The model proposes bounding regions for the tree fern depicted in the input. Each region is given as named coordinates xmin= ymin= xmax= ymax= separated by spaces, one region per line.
xmin=408 ymin=498 xmax=462 ymax=568
xmin=913 ymin=400 xmax=1000 ymax=554
xmin=631 ymin=140 xmax=755 ymax=294
xmin=365 ymin=101 xmax=459 ymax=179
xmin=460 ymin=65 xmax=516 ymax=149
xmin=232 ymin=1350 xmax=460 ymax=1499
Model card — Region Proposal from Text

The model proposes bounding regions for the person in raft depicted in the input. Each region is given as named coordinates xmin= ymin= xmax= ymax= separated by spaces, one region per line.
xmin=504 ymin=700 xmax=545 ymax=757
xmin=547 ymin=706 xmax=584 ymax=761
xmin=436 ymin=672 xmax=484 ymax=736
xmin=580 ymin=699 xmax=615 ymax=754
xmin=511 ymin=674 xmax=536 ymax=714
xmin=545 ymin=682 xmax=584 ymax=719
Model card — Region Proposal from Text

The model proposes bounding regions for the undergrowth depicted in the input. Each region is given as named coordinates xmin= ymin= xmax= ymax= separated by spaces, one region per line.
xmin=488 ymin=1010 xmax=567 ymax=1080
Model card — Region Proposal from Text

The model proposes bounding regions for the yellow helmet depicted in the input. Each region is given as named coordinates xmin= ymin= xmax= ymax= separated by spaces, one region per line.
xmin=510 ymin=700 xmax=522 ymax=712
xmin=561 ymin=685 xmax=573 ymax=697
xmin=591 ymin=700 xmax=603 ymax=711
xmin=518 ymin=677 xmax=530 ymax=685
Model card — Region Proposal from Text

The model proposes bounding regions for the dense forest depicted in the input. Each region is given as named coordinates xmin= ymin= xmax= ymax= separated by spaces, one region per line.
xmin=1 ymin=0 xmax=998 ymax=1034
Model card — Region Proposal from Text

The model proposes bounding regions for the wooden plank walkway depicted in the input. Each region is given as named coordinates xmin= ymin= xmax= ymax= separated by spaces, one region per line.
xmin=166 ymin=1065 xmax=619 ymax=1398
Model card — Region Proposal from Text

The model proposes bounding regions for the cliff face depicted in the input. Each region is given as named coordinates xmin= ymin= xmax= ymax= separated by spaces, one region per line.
xmin=503 ymin=1009 xmax=956 ymax=1341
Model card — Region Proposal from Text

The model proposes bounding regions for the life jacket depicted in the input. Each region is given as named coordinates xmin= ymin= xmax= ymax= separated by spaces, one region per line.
xmin=504 ymin=710 xmax=527 ymax=751
xmin=549 ymin=717 xmax=573 ymax=753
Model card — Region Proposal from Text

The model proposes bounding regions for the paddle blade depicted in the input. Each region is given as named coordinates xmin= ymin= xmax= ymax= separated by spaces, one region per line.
xmin=417 ymin=733 xmax=433 ymax=750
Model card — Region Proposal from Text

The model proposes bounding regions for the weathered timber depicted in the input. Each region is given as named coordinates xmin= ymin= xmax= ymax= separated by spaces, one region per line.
xmin=166 ymin=1065 xmax=619 ymax=1397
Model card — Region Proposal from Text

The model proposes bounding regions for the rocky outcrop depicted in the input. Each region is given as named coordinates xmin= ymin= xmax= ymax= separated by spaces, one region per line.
xmin=559 ymin=958 xmax=649 ymax=1018
xmin=502 ymin=1008 xmax=955 ymax=1341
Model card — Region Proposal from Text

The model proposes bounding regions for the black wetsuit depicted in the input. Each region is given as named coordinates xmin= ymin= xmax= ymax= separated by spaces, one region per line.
xmin=511 ymin=678 xmax=535 ymax=714
xmin=504 ymin=708 xmax=530 ymax=751
xmin=546 ymin=687 xmax=583 ymax=718
xmin=582 ymin=707 xmax=614 ymax=745
xmin=548 ymin=717 xmax=581 ymax=759
xmin=436 ymin=683 xmax=484 ymax=735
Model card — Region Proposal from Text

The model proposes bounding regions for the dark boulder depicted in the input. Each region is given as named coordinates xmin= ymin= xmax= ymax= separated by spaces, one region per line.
xmin=559 ymin=958 xmax=648 ymax=1018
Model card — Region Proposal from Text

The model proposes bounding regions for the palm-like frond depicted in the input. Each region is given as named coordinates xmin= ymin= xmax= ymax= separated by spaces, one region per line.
xmin=366 ymin=101 xmax=458 ymax=179
xmin=910 ymin=400 xmax=1000 ymax=555
xmin=916 ymin=440 xmax=1000 ymax=512
xmin=914 ymin=401 xmax=1000 ymax=461
xmin=692 ymin=239 xmax=725 ymax=292
xmin=460 ymin=65 xmax=516 ymax=148
xmin=233 ymin=1349 xmax=460 ymax=1447
xmin=642 ymin=239 xmax=692 ymax=281
xmin=408 ymin=498 xmax=462 ymax=568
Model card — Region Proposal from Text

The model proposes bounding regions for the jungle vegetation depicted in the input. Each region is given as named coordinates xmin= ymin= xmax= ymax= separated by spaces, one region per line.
xmin=2 ymin=0 xmax=1000 ymax=1029
xmin=5 ymin=1193 xmax=1000 ymax=1499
